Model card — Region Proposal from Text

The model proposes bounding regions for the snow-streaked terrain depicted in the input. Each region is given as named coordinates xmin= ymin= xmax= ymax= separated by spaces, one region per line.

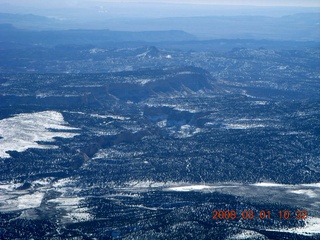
xmin=9 ymin=192 xmax=45 ymax=210
xmin=119 ymin=181 xmax=320 ymax=236
xmin=0 ymin=181 xmax=46 ymax=212
xmin=266 ymin=217 xmax=320 ymax=237
xmin=176 ymin=124 xmax=201 ymax=138
xmin=0 ymin=177 xmax=91 ymax=223
xmin=227 ymin=230 xmax=268 ymax=240
xmin=48 ymin=197 xmax=93 ymax=223
xmin=90 ymin=113 xmax=130 ymax=120
xmin=0 ymin=178 xmax=319 ymax=235
xmin=224 ymin=123 xmax=266 ymax=129
xmin=167 ymin=185 xmax=213 ymax=191
xmin=0 ymin=111 xmax=79 ymax=158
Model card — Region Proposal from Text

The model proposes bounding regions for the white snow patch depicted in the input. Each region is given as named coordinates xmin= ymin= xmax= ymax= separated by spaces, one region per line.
xmin=48 ymin=197 xmax=93 ymax=222
xmin=48 ymin=197 xmax=85 ymax=206
xmin=52 ymin=178 xmax=75 ymax=188
xmin=89 ymin=48 xmax=106 ymax=54
xmin=167 ymin=185 xmax=213 ymax=192
xmin=227 ymin=230 xmax=267 ymax=240
xmin=224 ymin=123 xmax=266 ymax=129
xmin=144 ymin=103 xmax=199 ymax=113
xmin=4 ymin=192 xmax=45 ymax=210
xmin=93 ymin=149 xmax=143 ymax=160
xmin=65 ymin=111 xmax=86 ymax=115
xmin=301 ymin=183 xmax=320 ymax=188
xmin=129 ymin=204 xmax=158 ymax=211
xmin=174 ymin=107 xmax=199 ymax=113
xmin=157 ymin=119 xmax=167 ymax=128
xmin=251 ymin=101 xmax=268 ymax=105
xmin=177 ymin=71 xmax=193 ymax=75
xmin=237 ymin=118 xmax=266 ymax=121
xmin=0 ymin=182 xmax=24 ymax=191
xmin=267 ymin=217 xmax=320 ymax=236
xmin=106 ymin=193 xmax=141 ymax=199
xmin=90 ymin=114 xmax=129 ymax=120
xmin=16 ymin=192 xmax=44 ymax=209
xmin=122 ymin=181 xmax=185 ymax=191
xmin=252 ymin=182 xmax=320 ymax=189
xmin=32 ymin=178 xmax=54 ymax=187
xmin=136 ymin=78 xmax=153 ymax=85
xmin=278 ymin=66 xmax=288 ymax=70
xmin=251 ymin=182 xmax=289 ymax=187
xmin=0 ymin=111 xmax=79 ymax=158
xmin=126 ymin=180 xmax=165 ymax=188
xmin=241 ymin=90 xmax=256 ymax=98
xmin=289 ymin=189 xmax=318 ymax=198
xmin=176 ymin=125 xmax=201 ymax=138
xmin=122 ymin=181 xmax=241 ymax=193
xmin=280 ymin=131 xmax=304 ymax=135
xmin=292 ymin=217 xmax=320 ymax=235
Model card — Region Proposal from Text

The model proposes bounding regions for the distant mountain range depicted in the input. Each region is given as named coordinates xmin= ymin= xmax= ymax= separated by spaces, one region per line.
xmin=0 ymin=12 xmax=319 ymax=41
xmin=0 ymin=24 xmax=196 ymax=45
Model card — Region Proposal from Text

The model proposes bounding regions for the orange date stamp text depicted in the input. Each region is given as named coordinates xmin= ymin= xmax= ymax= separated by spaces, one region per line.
xmin=212 ymin=209 xmax=308 ymax=220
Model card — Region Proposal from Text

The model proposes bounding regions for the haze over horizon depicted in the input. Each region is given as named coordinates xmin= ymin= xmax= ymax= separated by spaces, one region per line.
xmin=0 ymin=0 xmax=319 ymax=41
xmin=2 ymin=0 xmax=320 ymax=8
xmin=1 ymin=0 xmax=320 ymax=17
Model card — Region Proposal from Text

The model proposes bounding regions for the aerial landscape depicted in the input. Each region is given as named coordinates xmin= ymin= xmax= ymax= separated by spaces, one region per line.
xmin=0 ymin=0 xmax=319 ymax=239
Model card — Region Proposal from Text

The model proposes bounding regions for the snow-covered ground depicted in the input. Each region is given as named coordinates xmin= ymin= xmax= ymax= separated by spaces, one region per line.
xmin=224 ymin=123 xmax=266 ymax=129
xmin=176 ymin=124 xmax=202 ymax=138
xmin=121 ymin=181 xmax=320 ymax=236
xmin=48 ymin=197 xmax=93 ymax=222
xmin=285 ymin=217 xmax=320 ymax=236
xmin=227 ymin=230 xmax=268 ymax=240
xmin=167 ymin=185 xmax=214 ymax=191
xmin=0 ymin=191 xmax=44 ymax=211
xmin=90 ymin=113 xmax=129 ymax=120
xmin=0 ymin=176 xmax=91 ymax=222
xmin=0 ymin=178 xmax=319 ymax=235
xmin=0 ymin=111 xmax=79 ymax=158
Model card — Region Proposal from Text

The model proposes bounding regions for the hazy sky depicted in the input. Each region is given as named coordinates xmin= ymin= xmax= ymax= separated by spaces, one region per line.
xmin=1 ymin=0 xmax=319 ymax=33
xmin=1 ymin=0 xmax=319 ymax=20
xmin=94 ymin=0 xmax=320 ymax=7
xmin=2 ymin=0 xmax=320 ymax=8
